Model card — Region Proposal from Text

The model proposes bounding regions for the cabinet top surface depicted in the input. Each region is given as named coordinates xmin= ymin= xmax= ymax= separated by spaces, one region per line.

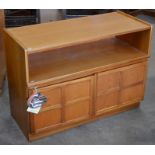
xmin=5 ymin=11 xmax=151 ymax=53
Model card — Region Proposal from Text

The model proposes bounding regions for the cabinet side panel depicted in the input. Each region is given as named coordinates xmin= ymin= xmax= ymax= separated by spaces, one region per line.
xmin=4 ymin=32 xmax=29 ymax=138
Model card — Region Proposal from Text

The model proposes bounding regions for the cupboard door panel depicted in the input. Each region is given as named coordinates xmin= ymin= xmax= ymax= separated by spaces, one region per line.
xmin=120 ymin=62 xmax=146 ymax=105
xmin=95 ymin=62 xmax=146 ymax=115
xmin=64 ymin=100 xmax=90 ymax=123
xmin=96 ymin=91 xmax=119 ymax=114
xmin=121 ymin=63 xmax=146 ymax=87
xmin=30 ymin=108 xmax=61 ymax=133
xmin=96 ymin=71 xmax=120 ymax=115
xmin=64 ymin=77 xmax=93 ymax=123
xmin=65 ymin=79 xmax=91 ymax=101
xmin=97 ymin=71 xmax=120 ymax=93
xmin=120 ymin=84 xmax=144 ymax=104
xmin=29 ymin=84 xmax=63 ymax=133
xmin=39 ymin=87 xmax=62 ymax=109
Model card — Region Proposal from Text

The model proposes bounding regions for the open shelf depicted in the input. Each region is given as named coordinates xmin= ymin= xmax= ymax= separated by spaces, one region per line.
xmin=28 ymin=37 xmax=147 ymax=83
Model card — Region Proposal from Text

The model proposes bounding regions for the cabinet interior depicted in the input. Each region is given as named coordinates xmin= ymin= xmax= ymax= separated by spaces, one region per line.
xmin=28 ymin=30 xmax=149 ymax=84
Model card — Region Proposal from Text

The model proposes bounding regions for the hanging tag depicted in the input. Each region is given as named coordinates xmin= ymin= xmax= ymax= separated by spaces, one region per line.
xmin=27 ymin=106 xmax=41 ymax=114
xmin=27 ymin=88 xmax=47 ymax=114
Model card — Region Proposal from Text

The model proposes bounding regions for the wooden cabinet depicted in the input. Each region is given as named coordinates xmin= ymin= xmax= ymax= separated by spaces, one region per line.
xmin=4 ymin=11 xmax=152 ymax=141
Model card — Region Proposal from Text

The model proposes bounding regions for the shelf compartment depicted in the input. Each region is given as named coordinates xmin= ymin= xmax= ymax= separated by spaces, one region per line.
xmin=28 ymin=37 xmax=147 ymax=84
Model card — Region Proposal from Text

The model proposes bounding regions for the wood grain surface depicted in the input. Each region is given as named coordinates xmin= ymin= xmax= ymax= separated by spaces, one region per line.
xmin=28 ymin=37 xmax=148 ymax=84
xmin=5 ymin=11 xmax=151 ymax=53
xmin=4 ymin=11 xmax=152 ymax=141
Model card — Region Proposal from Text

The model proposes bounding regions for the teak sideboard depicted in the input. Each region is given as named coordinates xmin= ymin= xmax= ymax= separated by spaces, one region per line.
xmin=4 ymin=11 xmax=152 ymax=141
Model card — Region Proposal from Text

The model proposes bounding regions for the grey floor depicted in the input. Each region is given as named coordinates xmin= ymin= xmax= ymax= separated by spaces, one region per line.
xmin=0 ymin=15 xmax=155 ymax=145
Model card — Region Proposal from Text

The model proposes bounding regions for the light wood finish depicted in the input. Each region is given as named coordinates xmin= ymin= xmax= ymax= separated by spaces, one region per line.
xmin=4 ymin=12 xmax=152 ymax=141
xmin=4 ymin=31 xmax=29 ymax=137
xmin=30 ymin=77 xmax=93 ymax=133
xmin=63 ymin=77 xmax=93 ymax=123
xmin=0 ymin=10 xmax=5 ymax=94
xmin=117 ymin=29 xmax=152 ymax=56
xmin=120 ymin=63 xmax=146 ymax=104
xmin=96 ymin=70 xmax=120 ymax=115
xmin=95 ymin=62 xmax=146 ymax=115
xmin=29 ymin=102 xmax=140 ymax=141
xmin=28 ymin=38 xmax=148 ymax=85
xmin=5 ymin=11 xmax=151 ymax=53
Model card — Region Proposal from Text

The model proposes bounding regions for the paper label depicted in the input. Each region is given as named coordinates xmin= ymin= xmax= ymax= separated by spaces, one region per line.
xmin=27 ymin=106 xmax=41 ymax=114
